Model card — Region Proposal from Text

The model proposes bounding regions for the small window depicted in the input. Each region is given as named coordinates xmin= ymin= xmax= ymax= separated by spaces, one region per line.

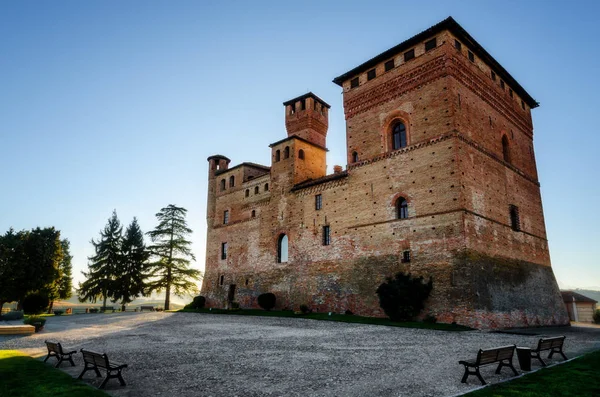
xmin=264 ymin=183 xmax=269 ymax=191
xmin=254 ymin=186 xmax=259 ymax=194
xmin=454 ymin=40 xmax=462 ymax=51
xmin=509 ymin=205 xmax=520 ymax=231
xmin=401 ymin=250 xmax=411 ymax=263
xmin=315 ymin=194 xmax=322 ymax=210
xmin=350 ymin=77 xmax=359 ymax=88
xmin=300 ymin=99 xmax=306 ymax=110
xmin=468 ymin=51 xmax=474 ymax=62
xmin=521 ymin=100 xmax=525 ymax=110
xmin=219 ymin=275 xmax=224 ymax=286
xmin=251 ymin=210 xmax=256 ymax=218
xmin=500 ymin=80 xmax=505 ymax=90
xmin=298 ymin=149 xmax=305 ymax=160
xmin=424 ymin=38 xmax=437 ymax=52
xmin=220 ymin=179 xmax=226 ymax=191
xmin=391 ymin=121 xmax=407 ymax=150
xmin=277 ymin=234 xmax=288 ymax=263
xmin=221 ymin=242 xmax=228 ymax=260
xmin=223 ymin=210 xmax=229 ymax=225
xmin=275 ymin=150 xmax=280 ymax=162
xmin=367 ymin=68 xmax=376 ymax=80
xmin=509 ymin=89 xmax=513 ymax=98
xmin=229 ymin=175 xmax=235 ymax=188
xmin=397 ymin=197 xmax=408 ymax=219
xmin=284 ymin=146 xmax=290 ymax=159
xmin=245 ymin=189 xmax=249 ymax=197
xmin=502 ymin=135 xmax=510 ymax=163
xmin=352 ymin=151 xmax=359 ymax=163
xmin=245 ymin=278 xmax=250 ymax=286
xmin=323 ymin=225 xmax=330 ymax=246
xmin=404 ymin=49 xmax=415 ymax=62
xmin=384 ymin=59 xmax=394 ymax=71
xmin=491 ymin=71 xmax=496 ymax=81
xmin=290 ymin=103 xmax=296 ymax=114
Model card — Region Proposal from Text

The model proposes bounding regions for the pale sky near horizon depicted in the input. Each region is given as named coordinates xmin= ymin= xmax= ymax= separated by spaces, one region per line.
xmin=1 ymin=1 xmax=599 ymax=291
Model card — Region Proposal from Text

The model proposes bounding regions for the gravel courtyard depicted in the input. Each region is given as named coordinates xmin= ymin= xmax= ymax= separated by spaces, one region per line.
xmin=2 ymin=312 xmax=600 ymax=397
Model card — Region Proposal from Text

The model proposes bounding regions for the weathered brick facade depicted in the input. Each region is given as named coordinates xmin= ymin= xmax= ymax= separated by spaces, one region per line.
xmin=202 ymin=17 xmax=568 ymax=329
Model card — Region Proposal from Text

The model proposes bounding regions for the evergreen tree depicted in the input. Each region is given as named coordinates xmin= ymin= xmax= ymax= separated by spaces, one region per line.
xmin=146 ymin=204 xmax=201 ymax=310
xmin=113 ymin=218 xmax=149 ymax=311
xmin=79 ymin=210 xmax=123 ymax=309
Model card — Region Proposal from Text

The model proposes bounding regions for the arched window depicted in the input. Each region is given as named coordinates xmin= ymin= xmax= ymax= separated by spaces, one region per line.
xmin=264 ymin=183 xmax=269 ymax=191
xmin=229 ymin=175 xmax=235 ymax=188
xmin=277 ymin=234 xmax=288 ymax=263
xmin=392 ymin=121 xmax=407 ymax=150
xmin=502 ymin=135 xmax=511 ymax=163
xmin=220 ymin=179 xmax=226 ymax=191
xmin=245 ymin=189 xmax=249 ymax=197
xmin=397 ymin=197 xmax=408 ymax=219
xmin=284 ymin=146 xmax=290 ymax=159
xmin=251 ymin=210 xmax=256 ymax=218
xmin=298 ymin=149 xmax=305 ymax=160
xmin=352 ymin=151 xmax=359 ymax=163
xmin=275 ymin=150 xmax=280 ymax=162
xmin=254 ymin=186 xmax=259 ymax=194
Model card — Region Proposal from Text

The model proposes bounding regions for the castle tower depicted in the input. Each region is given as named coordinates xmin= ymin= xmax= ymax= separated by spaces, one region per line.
xmin=206 ymin=155 xmax=230 ymax=227
xmin=283 ymin=92 xmax=330 ymax=148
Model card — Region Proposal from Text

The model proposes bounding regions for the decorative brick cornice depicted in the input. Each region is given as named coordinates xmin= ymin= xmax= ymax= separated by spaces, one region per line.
xmin=241 ymin=198 xmax=271 ymax=210
xmin=293 ymin=178 xmax=348 ymax=196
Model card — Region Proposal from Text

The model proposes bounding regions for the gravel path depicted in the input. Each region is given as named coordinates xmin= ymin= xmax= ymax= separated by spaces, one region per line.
xmin=2 ymin=312 xmax=600 ymax=396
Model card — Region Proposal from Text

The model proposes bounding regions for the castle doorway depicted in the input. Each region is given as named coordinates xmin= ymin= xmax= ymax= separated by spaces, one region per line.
xmin=227 ymin=284 xmax=236 ymax=304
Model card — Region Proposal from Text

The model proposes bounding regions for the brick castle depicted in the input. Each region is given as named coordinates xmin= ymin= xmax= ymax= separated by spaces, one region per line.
xmin=202 ymin=17 xmax=568 ymax=328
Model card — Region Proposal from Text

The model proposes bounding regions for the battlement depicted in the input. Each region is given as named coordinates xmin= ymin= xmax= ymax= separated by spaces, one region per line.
xmin=283 ymin=92 xmax=330 ymax=148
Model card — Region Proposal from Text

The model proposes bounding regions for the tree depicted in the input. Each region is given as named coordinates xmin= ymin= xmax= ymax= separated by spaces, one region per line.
xmin=113 ymin=218 xmax=149 ymax=311
xmin=146 ymin=204 xmax=201 ymax=310
xmin=46 ymin=239 xmax=73 ymax=313
xmin=0 ymin=229 xmax=25 ymax=312
xmin=79 ymin=210 xmax=123 ymax=309
xmin=376 ymin=272 xmax=433 ymax=322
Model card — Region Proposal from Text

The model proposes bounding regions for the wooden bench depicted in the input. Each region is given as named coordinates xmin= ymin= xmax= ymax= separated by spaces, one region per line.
xmin=44 ymin=341 xmax=76 ymax=368
xmin=531 ymin=336 xmax=567 ymax=366
xmin=78 ymin=349 xmax=128 ymax=389
xmin=139 ymin=305 xmax=154 ymax=312
xmin=459 ymin=345 xmax=518 ymax=385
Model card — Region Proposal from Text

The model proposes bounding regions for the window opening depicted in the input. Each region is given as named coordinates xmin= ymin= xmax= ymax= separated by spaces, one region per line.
xmin=424 ymin=38 xmax=437 ymax=51
xmin=223 ymin=210 xmax=229 ymax=224
xmin=454 ymin=40 xmax=462 ymax=51
xmin=352 ymin=151 xmax=359 ymax=163
xmin=245 ymin=189 xmax=249 ymax=197
xmin=220 ymin=179 xmax=226 ymax=191
xmin=392 ymin=121 xmax=407 ymax=150
xmin=264 ymin=183 xmax=269 ymax=191
xmin=491 ymin=71 xmax=496 ymax=81
xmin=284 ymin=146 xmax=290 ymax=159
xmin=502 ymin=135 xmax=510 ymax=163
xmin=404 ymin=49 xmax=415 ymax=62
xmin=385 ymin=59 xmax=394 ymax=71
xmin=397 ymin=197 xmax=408 ymax=219
xmin=315 ymin=194 xmax=322 ymax=210
xmin=300 ymin=99 xmax=306 ymax=110
xmin=468 ymin=51 xmax=474 ymax=62
xmin=277 ymin=234 xmax=288 ymax=263
xmin=323 ymin=225 xmax=331 ymax=246
xmin=219 ymin=275 xmax=224 ymax=286
xmin=251 ymin=210 xmax=256 ymax=218
xmin=350 ymin=77 xmax=359 ymax=88
xmin=500 ymin=80 xmax=505 ymax=90
xmin=275 ymin=150 xmax=280 ymax=162
xmin=254 ymin=186 xmax=259 ymax=194
xmin=298 ymin=149 xmax=305 ymax=160
xmin=509 ymin=205 xmax=520 ymax=231
xmin=229 ymin=175 xmax=235 ymax=188
xmin=401 ymin=250 xmax=411 ymax=263
xmin=221 ymin=243 xmax=228 ymax=260
xmin=367 ymin=68 xmax=376 ymax=80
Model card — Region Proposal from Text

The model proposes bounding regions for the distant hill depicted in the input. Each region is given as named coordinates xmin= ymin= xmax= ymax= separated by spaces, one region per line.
xmin=573 ymin=289 xmax=600 ymax=303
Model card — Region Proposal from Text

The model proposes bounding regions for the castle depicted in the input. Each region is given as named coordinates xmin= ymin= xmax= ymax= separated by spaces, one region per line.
xmin=202 ymin=17 xmax=569 ymax=328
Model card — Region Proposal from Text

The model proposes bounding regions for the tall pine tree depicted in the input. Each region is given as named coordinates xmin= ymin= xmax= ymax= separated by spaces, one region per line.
xmin=146 ymin=204 xmax=201 ymax=310
xmin=79 ymin=210 xmax=123 ymax=309
xmin=45 ymin=238 xmax=73 ymax=313
xmin=113 ymin=218 xmax=149 ymax=311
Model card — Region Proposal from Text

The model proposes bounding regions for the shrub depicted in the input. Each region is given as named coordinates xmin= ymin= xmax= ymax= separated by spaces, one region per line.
xmin=53 ymin=310 xmax=64 ymax=316
xmin=299 ymin=304 xmax=311 ymax=314
xmin=89 ymin=308 xmax=99 ymax=313
xmin=594 ymin=309 xmax=600 ymax=324
xmin=423 ymin=314 xmax=437 ymax=323
xmin=191 ymin=296 xmax=206 ymax=309
xmin=1 ymin=310 xmax=24 ymax=321
xmin=22 ymin=293 xmax=50 ymax=315
xmin=344 ymin=310 xmax=354 ymax=315
xmin=23 ymin=316 xmax=46 ymax=332
xmin=230 ymin=302 xmax=240 ymax=310
xmin=257 ymin=293 xmax=276 ymax=311
xmin=376 ymin=272 xmax=433 ymax=322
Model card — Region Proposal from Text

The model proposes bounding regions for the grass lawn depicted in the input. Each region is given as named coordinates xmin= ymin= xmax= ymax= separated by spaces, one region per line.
xmin=0 ymin=350 xmax=108 ymax=397
xmin=180 ymin=308 xmax=472 ymax=331
xmin=465 ymin=349 xmax=600 ymax=396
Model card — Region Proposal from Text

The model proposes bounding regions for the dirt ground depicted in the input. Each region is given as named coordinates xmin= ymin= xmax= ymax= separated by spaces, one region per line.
xmin=2 ymin=312 xmax=599 ymax=396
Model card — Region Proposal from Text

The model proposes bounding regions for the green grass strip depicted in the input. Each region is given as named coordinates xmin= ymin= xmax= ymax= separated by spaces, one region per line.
xmin=179 ymin=308 xmax=472 ymax=331
xmin=0 ymin=350 xmax=108 ymax=397
xmin=464 ymin=349 xmax=600 ymax=396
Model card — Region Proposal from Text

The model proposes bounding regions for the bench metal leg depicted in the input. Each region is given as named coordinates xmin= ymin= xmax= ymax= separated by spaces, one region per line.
xmin=548 ymin=348 xmax=567 ymax=361
xmin=531 ymin=352 xmax=546 ymax=367
xmin=68 ymin=355 xmax=76 ymax=366
xmin=117 ymin=370 xmax=126 ymax=386
xmin=99 ymin=375 xmax=110 ymax=390
xmin=461 ymin=366 xmax=486 ymax=385
xmin=495 ymin=360 xmax=519 ymax=376
xmin=78 ymin=363 xmax=102 ymax=380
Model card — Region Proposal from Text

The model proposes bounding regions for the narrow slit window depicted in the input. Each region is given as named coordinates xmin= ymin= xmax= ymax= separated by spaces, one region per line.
xmin=275 ymin=150 xmax=280 ymax=162
xmin=220 ymin=179 xmax=226 ymax=191
xmin=223 ymin=210 xmax=229 ymax=224
xmin=392 ymin=121 xmax=407 ymax=150
xmin=500 ymin=80 xmax=505 ymax=90
xmin=245 ymin=189 xmax=249 ymax=197
xmin=509 ymin=205 xmax=520 ymax=231
xmin=323 ymin=225 xmax=330 ymax=246
xmin=509 ymin=89 xmax=514 ymax=98
xmin=491 ymin=71 xmax=496 ymax=81
xmin=397 ymin=197 xmax=408 ymax=219
xmin=221 ymin=243 xmax=228 ymax=260
xmin=229 ymin=175 xmax=235 ymax=188
xmin=315 ymin=194 xmax=322 ymax=210
xmin=352 ymin=151 xmax=359 ymax=163
xmin=468 ymin=51 xmax=475 ymax=62
xmin=277 ymin=234 xmax=288 ymax=263
xmin=502 ymin=135 xmax=511 ymax=163
xmin=284 ymin=146 xmax=290 ymax=159
xmin=298 ymin=149 xmax=305 ymax=160
xmin=251 ymin=210 xmax=256 ymax=218
xmin=300 ymin=99 xmax=306 ymax=110
xmin=219 ymin=275 xmax=224 ymax=286
xmin=264 ymin=183 xmax=269 ymax=191
xmin=254 ymin=186 xmax=259 ymax=194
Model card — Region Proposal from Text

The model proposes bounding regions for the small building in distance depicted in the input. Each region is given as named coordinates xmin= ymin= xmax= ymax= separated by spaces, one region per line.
xmin=561 ymin=291 xmax=598 ymax=323
xmin=202 ymin=17 xmax=569 ymax=329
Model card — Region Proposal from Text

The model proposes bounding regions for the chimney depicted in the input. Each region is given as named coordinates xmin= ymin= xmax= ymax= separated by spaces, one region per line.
xmin=333 ymin=165 xmax=343 ymax=174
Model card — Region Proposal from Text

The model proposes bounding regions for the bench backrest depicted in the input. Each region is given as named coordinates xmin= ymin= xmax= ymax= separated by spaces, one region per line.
xmin=81 ymin=349 xmax=110 ymax=369
xmin=45 ymin=341 xmax=62 ymax=354
xmin=537 ymin=336 xmax=565 ymax=351
xmin=477 ymin=345 xmax=515 ymax=365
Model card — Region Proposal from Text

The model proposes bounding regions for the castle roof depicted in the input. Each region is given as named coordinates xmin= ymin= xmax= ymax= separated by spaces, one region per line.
xmin=291 ymin=170 xmax=348 ymax=191
xmin=283 ymin=92 xmax=331 ymax=109
xmin=332 ymin=16 xmax=538 ymax=109
xmin=561 ymin=290 xmax=598 ymax=303
xmin=269 ymin=135 xmax=329 ymax=152
xmin=215 ymin=162 xmax=270 ymax=176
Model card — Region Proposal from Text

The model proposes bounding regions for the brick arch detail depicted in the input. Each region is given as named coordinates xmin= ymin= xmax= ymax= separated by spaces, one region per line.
xmin=381 ymin=109 xmax=412 ymax=153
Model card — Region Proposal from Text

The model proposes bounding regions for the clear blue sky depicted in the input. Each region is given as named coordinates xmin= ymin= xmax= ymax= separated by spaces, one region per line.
xmin=1 ymin=1 xmax=599 ymax=290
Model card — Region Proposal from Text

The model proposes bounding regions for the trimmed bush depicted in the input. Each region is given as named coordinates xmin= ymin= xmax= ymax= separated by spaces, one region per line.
xmin=594 ymin=309 xmax=600 ymax=324
xmin=423 ymin=314 xmax=437 ymax=323
xmin=344 ymin=310 xmax=354 ymax=315
xmin=257 ymin=293 xmax=276 ymax=311
xmin=376 ymin=272 xmax=433 ymax=322
xmin=299 ymin=304 xmax=310 ymax=314
xmin=1 ymin=310 xmax=24 ymax=321
xmin=53 ymin=310 xmax=64 ymax=316
xmin=89 ymin=308 xmax=99 ymax=313
xmin=22 ymin=293 xmax=50 ymax=315
xmin=192 ymin=296 xmax=206 ymax=309
xmin=230 ymin=302 xmax=240 ymax=310
xmin=23 ymin=316 xmax=46 ymax=332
